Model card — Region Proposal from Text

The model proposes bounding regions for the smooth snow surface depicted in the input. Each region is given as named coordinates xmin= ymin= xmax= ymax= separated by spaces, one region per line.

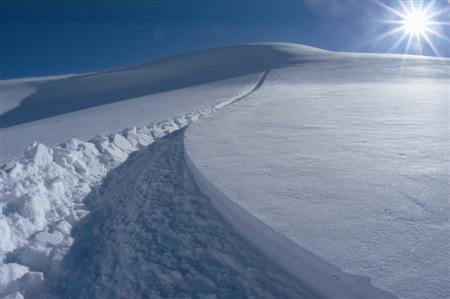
xmin=0 ymin=43 xmax=322 ymax=163
xmin=0 ymin=73 xmax=261 ymax=164
xmin=186 ymin=53 xmax=450 ymax=299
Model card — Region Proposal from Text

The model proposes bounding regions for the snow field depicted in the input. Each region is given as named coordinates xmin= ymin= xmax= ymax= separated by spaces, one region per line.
xmin=2 ymin=42 xmax=448 ymax=298
xmin=185 ymin=54 xmax=450 ymax=299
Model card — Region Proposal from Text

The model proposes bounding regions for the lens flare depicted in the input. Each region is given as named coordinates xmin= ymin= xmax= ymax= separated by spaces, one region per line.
xmin=403 ymin=10 xmax=429 ymax=35
xmin=375 ymin=0 xmax=449 ymax=56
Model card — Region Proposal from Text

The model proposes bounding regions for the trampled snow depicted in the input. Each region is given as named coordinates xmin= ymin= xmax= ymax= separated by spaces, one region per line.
xmin=1 ymin=42 xmax=448 ymax=298
xmin=50 ymin=130 xmax=309 ymax=298
xmin=0 ymin=71 xmax=269 ymax=297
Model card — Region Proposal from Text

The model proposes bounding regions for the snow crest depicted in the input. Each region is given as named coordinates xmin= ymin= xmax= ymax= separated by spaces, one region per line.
xmin=49 ymin=130 xmax=307 ymax=298
xmin=0 ymin=105 xmax=228 ymax=298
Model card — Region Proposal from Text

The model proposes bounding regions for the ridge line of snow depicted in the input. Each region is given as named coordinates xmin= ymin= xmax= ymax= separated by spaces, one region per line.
xmin=183 ymin=133 xmax=398 ymax=299
xmin=0 ymin=71 xmax=267 ymax=298
xmin=183 ymin=68 xmax=399 ymax=298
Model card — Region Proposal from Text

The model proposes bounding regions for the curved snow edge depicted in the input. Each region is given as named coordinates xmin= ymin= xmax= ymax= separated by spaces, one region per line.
xmin=0 ymin=71 xmax=268 ymax=298
xmin=183 ymin=139 xmax=398 ymax=299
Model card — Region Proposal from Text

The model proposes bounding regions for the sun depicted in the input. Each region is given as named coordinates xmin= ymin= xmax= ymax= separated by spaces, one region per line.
xmin=375 ymin=0 xmax=449 ymax=56
xmin=403 ymin=9 xmax=430 ymax=35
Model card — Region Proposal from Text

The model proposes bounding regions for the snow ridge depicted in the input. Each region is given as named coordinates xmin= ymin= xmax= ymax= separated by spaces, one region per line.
xmin=49 ymin=130 xmax=308 ymax=298
xmin=1 ymin=115 xmax=198 ymax=298
xmin=0 ymin=71 xmax=268 ymax=299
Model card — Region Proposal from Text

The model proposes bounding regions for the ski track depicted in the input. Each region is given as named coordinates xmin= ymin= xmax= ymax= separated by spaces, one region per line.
xmin=0 ymin=71 xmax=290 ymax=299
xmin=49 ymin=130 xmax=308 ymax=299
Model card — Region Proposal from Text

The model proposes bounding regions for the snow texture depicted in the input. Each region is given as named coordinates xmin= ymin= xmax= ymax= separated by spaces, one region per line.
xmin=2 ymin=42 xmax=447 ymax=298
xmin=185 ymin=52 xmax=450 ymax=299
xmin=49 ymin=130 xmax=309 ymax=298
xmin=0 ymin=43 xmax=323 ymax=163
xmin=0 ymin=78 xmax=267 ymax=298
xmin=0 ymin=73 xmax=261 ymax=164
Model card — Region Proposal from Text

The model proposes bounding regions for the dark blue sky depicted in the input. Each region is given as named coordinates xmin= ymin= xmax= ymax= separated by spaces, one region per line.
xmin=1 ymin=0 xmax=449 ymax=79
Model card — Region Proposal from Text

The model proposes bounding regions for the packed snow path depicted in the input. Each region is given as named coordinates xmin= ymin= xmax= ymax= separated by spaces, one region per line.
xmin=0 ymin=69 xmax=270 ymax=298
xmin=49 ymin=130 xmax=309 ymax=299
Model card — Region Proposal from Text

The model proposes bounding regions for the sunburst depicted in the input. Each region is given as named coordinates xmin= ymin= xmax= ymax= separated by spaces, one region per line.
xmin=376 ymin=0 xmax=449 ymax=56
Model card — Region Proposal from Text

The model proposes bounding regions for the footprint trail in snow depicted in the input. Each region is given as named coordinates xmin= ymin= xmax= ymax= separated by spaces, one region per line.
xmin=50 ymin=130 xmax=309 ymax=298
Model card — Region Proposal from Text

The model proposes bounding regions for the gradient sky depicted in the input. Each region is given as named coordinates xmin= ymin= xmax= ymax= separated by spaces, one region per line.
xmin=1 ymin=0 xmax=449 ymax=79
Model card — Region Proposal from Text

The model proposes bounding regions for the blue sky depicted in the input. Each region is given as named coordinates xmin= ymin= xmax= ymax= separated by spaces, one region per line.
xmin=1 ymin=0 xmax=449 ymax=79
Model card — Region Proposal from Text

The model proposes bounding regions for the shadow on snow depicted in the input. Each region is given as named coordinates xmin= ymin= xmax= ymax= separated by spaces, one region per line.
xmin=48 ymin=129 xmax=308 ymax=298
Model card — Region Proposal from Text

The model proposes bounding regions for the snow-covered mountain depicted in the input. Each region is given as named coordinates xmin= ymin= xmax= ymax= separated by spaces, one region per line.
xmin=0 ymin=43 xmax=324 ymax=163
xmin=1 ymin=43 xmax=448 ymax=298
xmin=185 ymin=47 xmax=450 ymax=299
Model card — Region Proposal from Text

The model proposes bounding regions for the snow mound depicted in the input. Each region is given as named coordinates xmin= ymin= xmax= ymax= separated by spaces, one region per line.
xmin=0 ymin=104 xmax=239 ymax=298
xmin=1 ymin=67 xmax=269 ymax=298
xmin=48 ymin=130 xmax=308 ymax=298
xmin=185 ymin=51 xmax=450 ymax=299
xmin=1 ymin=43 xmax=325 ymax=129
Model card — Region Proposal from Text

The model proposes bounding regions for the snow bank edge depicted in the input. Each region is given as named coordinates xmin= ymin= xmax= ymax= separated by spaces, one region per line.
xmin=183 ymin=134 xmax=398 ymax=299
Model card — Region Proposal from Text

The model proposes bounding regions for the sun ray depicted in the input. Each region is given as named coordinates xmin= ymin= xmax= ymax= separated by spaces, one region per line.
xmin=416 ymin=35 xmax=424 ymax=55
xmin=424 ymin=27 xmax=450 ymax=41
xmin=371 ymin=27 xmax=406 ymax=43
xmin=377 ymin=0 xmax=449 ymax=56
xmin=422 ymin=31 xmax=442 ymax=57
xmin=427 ymin=21 xmax=450 ymax=26
xmin=417 ymin=0 xmax=424 ymax=10
xmin=377 ymin=1 xmax=408 ymax=19
xmin=383 ymin=20 xmax=406 ymax=25
xmin=405 ymin=32 xmax=414 ymax=53
xmin=427 ymin=7 xmax=450 ymax=20
xmin=387 ymin=31 xmax=410 ymax=53
xmin=399 ymin=34 xmax=414 ymax=67
xmin=423 ymin=0 xmax=436 ymax=13
xmin=398 ymin=0 xmax=411 ymax=15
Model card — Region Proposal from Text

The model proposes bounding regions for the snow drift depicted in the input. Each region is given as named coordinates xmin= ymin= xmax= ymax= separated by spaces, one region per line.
xmin=0 ymin=68 xmax=268 ymax=298
xmin=1 ymin=114 xmax=199 ymax=298
xmin=0 ymin=43 xmax=325 ymax=164
xmin=49 ymin=130 xmax=309 ymax=298
xmin=185 ymin=49 xmax=450 ymax=299
xmin=1 ymin=44 xmax=324 ymax=128
xmin=2 ymin=42 xmax=446 ymax=298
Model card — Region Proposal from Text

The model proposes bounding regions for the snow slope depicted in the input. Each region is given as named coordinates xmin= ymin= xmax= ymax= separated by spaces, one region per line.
xmin=1 ymin=69 xmax=271 ymax=298
xmin=49 ymin=130 xmax=309 ymax=298
xmin=0 ymin=43 xmax=326 ymax=164
xmin=0 ymin=110 xmax=219 ymax=298
xmin=0 ymin=72 xmax=261 ymax=164
xmin=185 ymin=52 xmax=450 ymax=299
xmin=2 ymin=42 xmax=444 ymax=298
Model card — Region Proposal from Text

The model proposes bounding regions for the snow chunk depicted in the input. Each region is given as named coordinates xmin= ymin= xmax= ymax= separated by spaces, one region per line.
xmin=24 ymin=143 xmax=53 ymax=166
xmin=2 ymin=291 xmax=25 ymax=299
xmin=0 ymin=94 xmax=247 ymax=297
xmin=0 ymin=263 xmax=28 ymax=295
xmin=35 ymin=231 xmax=64 ymax=246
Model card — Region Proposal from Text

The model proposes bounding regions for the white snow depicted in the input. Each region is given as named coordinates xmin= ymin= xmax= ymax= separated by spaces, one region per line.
xmin=185 ymin=51 xmax=450 ymax=299
xmin=49 ymin=130 xmax=309 ymax=298
xmin=1 ymin=43 xmax=323 ymax=163
xmin=0 ymin=48 xmax=286 ymax=297
xmin=2 ymin=42 xmax=447 ymax=298
xmin=0 ymin=73 xmax=261 ymax=164
xmin=0 ymin=99 xmax=267 ymax=297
